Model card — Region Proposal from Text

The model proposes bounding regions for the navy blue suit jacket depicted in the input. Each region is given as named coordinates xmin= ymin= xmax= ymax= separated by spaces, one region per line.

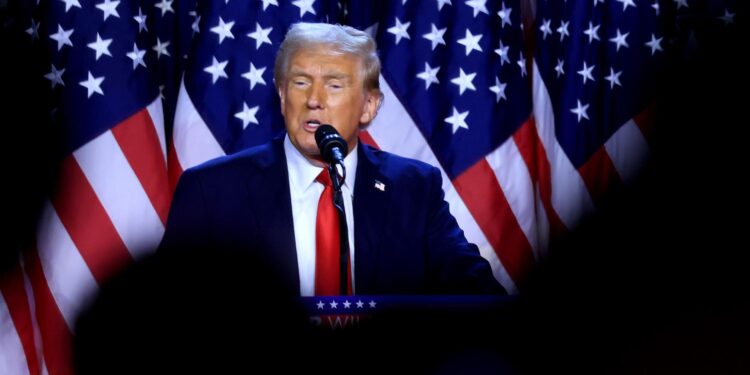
xmin=160 ymin=137 xmax=504 ymax=295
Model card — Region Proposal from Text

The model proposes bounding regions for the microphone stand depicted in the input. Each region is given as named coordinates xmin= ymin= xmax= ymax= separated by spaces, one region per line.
xmin=328 ymin=163 xmax=350 ymax=295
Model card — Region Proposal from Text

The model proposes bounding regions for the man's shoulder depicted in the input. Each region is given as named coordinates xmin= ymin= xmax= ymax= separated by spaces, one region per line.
xmin=362 ymin=144 xmax=439 ymax=179
xmin=184 ymin=138 xmax=281 ymax=178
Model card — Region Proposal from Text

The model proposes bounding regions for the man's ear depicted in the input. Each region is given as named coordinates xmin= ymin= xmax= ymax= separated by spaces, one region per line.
xmin=360 ymin=91 xmax=382 ymax=124
xmin=277 ymin=86 xmax=286 ymax=114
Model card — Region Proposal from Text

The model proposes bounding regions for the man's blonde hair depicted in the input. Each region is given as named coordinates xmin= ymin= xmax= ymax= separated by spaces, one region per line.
xmin=274 ymin=22 xmax=382 ymax=96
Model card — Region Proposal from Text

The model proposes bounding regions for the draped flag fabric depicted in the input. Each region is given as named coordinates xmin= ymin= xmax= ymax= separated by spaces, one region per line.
xmin=529 ymin=0 xmax=667 ymax=241
xmin=0 ymin=1 xmax=179 ymax=374
xmin=1 ymin=0 xmax=706 ymax=373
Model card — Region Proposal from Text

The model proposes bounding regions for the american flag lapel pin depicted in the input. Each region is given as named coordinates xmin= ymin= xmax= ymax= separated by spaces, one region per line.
xmin=374 ymin=180 xmax=385 ymax=191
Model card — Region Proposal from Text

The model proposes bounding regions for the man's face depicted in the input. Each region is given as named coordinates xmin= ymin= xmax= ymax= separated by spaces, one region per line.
xmin=279 ymin=45 xmax=380 ymax=165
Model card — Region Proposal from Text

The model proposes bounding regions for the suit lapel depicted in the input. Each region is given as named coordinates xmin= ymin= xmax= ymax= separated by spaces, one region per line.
xmin=244 ymin=137 xmax=299 ymax=291
xmin=354 ymin=143 xmax=392 ymax=293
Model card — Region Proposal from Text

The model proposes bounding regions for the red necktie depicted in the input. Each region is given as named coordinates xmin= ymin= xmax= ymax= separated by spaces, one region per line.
xmin=315 ymin=169 xmax=351 ymax=295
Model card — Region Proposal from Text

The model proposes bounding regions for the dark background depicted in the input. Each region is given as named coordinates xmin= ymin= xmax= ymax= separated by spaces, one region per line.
xmin=2 ymin=2 xmax=748 ymax=373
xmin=509 ymin=7 xmax=750 ymax=373
xmin=1 ymin=1 xmax=60 ymax=276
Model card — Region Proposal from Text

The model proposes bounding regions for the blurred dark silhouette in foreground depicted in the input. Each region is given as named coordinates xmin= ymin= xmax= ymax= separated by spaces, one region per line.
xmin=74 ymin=246 xmax=517 ymax=374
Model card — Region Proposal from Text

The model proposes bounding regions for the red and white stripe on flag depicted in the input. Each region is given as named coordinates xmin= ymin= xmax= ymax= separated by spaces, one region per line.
xmin=0 ymin=0 xmax=182 ymax=371
xmin=0 ymin=101 xmax=170 ymax=375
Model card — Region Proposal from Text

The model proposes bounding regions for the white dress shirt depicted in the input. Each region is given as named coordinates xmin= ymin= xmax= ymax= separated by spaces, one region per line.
xmin=284 ymin=135 xmax=357 ymax=296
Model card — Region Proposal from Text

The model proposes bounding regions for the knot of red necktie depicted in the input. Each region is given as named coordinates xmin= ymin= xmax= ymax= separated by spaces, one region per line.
xmin=315 ymin=167 xmax=333 ymax=186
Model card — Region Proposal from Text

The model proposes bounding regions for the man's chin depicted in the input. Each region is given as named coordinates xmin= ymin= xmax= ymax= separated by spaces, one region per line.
xmin=295 ymin=145 xmax=325 ymax=165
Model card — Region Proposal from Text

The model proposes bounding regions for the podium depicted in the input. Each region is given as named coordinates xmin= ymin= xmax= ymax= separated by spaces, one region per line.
xmin=295 ymin=295 xmax=517 ymax=373
xmin=301 ymin=295 xmax=514 ymax=329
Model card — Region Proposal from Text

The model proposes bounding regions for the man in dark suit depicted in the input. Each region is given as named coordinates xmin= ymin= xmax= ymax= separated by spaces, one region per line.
xmin=160 ymin=22 xmax=503 ymax=296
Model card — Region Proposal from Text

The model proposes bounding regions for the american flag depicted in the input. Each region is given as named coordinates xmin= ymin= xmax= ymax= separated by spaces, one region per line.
xmin=0 ymin=0 xmax=179 ymax=373
xmin=530 ymin=0 xmax=667 ymax=240
xmin=0 ymin=0 xmax=686 ymax=373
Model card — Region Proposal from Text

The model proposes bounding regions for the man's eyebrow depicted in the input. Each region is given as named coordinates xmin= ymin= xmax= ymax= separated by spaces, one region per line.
xmin=323 ymin=72 xmax=349 ymax=80
xmin=288 ymin=68 xmax=310 ymax=77
xmin=287 ymin=68 xmax=351 ymax=81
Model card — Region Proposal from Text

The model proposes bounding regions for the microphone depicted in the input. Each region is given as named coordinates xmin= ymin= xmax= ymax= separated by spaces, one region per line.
xmin=315 ymin=124 xmax=348 ymax=166
xmin=314 ymin=125 xmax=350 ymax=296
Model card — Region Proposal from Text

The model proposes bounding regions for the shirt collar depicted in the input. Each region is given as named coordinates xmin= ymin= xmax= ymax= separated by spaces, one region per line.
xmin=284 ymin=133 xmax=358 ymax=194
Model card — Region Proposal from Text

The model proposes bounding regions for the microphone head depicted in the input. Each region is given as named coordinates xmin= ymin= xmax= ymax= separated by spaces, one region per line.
xmin=315 ymin=124 xmax=348 ymax=163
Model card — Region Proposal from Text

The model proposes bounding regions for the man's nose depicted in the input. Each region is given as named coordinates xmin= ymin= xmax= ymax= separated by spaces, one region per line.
xmin=306 ymin=83 xmax=325 ymax=109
